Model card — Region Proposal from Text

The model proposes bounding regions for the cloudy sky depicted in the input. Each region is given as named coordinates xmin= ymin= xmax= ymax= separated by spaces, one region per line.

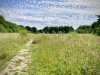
xmin=0 ymin=0 xmax=100 ymax=29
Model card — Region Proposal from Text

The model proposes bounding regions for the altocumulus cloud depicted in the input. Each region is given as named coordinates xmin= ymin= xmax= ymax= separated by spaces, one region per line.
xmin=0 ymin=0 xmax=100 ymax=29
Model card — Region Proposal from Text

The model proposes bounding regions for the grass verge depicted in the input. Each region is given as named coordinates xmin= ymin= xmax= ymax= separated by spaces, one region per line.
xmin=0 ymin=33 xmax=34 ymax=72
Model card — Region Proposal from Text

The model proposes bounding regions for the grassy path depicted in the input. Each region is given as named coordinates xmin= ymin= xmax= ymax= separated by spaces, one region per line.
xmin=1 ymin=33 xmax=100 ymax=75
xmin=0 ymin=40 xmax=33 ymax=75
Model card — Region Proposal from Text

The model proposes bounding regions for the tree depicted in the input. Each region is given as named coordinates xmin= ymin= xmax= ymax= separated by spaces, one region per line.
xmin=25 ymin=26 xmax=32 ymax=32
xmin=0 ymin=15 xmax=5 ymax=24
xmin=42 ymin=26 xmax=74 ymax=34
xmin=0 ymin=15 xmax=28 ymax=33
xmin=32 ymin=27 xmax=38 ymax=33
xmin=0 ymin=24 xmax=6 ymax=32
xmin=18 ymin=25 xmax=27 ymax=32
xmin=43 ymin=26 xmax=50 ymax=33
xmin=91 ymin=15 xmax=100 ymax=36
xmin=76 ymin=25 xmax=92 ymax=33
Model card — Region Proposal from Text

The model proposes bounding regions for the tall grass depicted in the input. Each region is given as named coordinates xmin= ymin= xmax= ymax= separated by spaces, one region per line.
xmin=0 ymin=33 xmax=33 ymax=71
xmin=29 ymin=33 xmax=100 ymax=75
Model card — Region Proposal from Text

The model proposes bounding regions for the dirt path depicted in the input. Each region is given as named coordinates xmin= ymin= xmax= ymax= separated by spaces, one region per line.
xmin=0 ymin=40 xmax=33 ymax=75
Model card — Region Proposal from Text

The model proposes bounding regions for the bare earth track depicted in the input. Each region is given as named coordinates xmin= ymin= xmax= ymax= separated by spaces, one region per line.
xmin=0 ymin=40 xmax=33 ymax=75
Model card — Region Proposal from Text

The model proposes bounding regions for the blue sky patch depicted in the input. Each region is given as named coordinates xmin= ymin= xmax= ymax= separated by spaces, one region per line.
xmin=0 ymin=0 xmax=100 ymax=29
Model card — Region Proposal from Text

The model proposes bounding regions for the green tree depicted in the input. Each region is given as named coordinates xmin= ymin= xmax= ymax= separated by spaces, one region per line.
xmin=91 ymin=15 xmax=100 ymax=36
xmin=43 ymin=26 xmax=50 ymax=33
xmin=76 ymin=25 xmax=92 ymax=33
xmin=0 ymin=24 xmax=6 ymax=32
xmin=0 ymin=15 xmax=28 ymax=33
xmin=32 ymin=27 xmax=38 ymax=33
xmin=25 ymin=26 xmax=32 ymax=32
xmin=42 ymin=26 xmax=74 ymax=34
xmin=0 ymin=15 xmax=5 ymax=24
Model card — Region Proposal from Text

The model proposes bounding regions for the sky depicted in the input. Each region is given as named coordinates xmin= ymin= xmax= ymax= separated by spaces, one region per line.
xmin=0 ymin=0 xmax=100 ymax=29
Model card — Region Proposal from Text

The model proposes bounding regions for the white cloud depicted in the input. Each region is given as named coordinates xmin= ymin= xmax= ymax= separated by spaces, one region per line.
xmin=0 ymin=0 xmax=99 ymax=29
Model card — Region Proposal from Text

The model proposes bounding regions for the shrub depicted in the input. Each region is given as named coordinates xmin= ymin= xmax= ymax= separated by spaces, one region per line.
xmin=20 ymin=30 xmax=28 ymax=37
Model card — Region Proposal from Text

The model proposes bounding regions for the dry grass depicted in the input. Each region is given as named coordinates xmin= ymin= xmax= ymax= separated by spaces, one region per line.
xmin=29 ymin=33 xmax=100 ymax=75
xmin=0 ymin=33 xmax=34 ymax=71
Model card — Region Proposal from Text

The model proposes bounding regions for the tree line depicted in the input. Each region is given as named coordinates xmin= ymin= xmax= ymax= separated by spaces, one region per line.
xmin=0 ymin=15 xmax=100 ymax=36
xmin=41 ymin=26 xmax=74 ymax=33
xmin=0 ymin=15 xmax=74 ymax=33
xmin=0 ymin=15 xmax=27 ymax=32
xmin=76 ymin=15 xmax=100 ymax=36
xmin=25 ymin=26 xmax=74 ymax=34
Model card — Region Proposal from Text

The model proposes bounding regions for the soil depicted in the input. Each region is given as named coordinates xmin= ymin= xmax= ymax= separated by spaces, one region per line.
xmin=0 ymin=40 xmax=33 ymax=75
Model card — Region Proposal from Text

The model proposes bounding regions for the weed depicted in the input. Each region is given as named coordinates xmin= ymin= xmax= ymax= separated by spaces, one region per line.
xmin=0 ymin=33 xmax=34 ymax=71
xmin=20 ymin=30 xmax=28 ymax=37
xmin=13 ymin=72 xmax=18 ymax=75
xmin=15 ymin=59 xmax=22 ymax=66
xmin=28 ymin=34 xmax=100 ymax=75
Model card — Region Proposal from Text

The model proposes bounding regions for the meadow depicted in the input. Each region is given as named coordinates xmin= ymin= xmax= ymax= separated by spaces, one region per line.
xmin=0 ymin=33 xmax=100 ymax=75
xmin=29 ymin=33 xmax=100 ymax=75
xmin=0 ymin=33 xmax=33 ymax=71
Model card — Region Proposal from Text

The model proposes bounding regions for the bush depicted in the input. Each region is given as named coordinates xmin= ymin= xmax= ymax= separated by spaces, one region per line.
xmin=20 ymin=30 xmax=28 ymax=37
xmin=95 ymin=27 xmax=100 ymax=36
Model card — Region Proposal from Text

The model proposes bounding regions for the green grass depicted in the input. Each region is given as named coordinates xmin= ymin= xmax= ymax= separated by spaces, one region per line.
xmin=29 ymin=33 xmax=100 ymax=75
xmin=0 ymin=33 xmax=34 ymax=72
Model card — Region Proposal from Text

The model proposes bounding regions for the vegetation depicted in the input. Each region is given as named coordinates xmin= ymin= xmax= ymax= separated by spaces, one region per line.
xmin=0 ymin=15 xmax=100 ymax=36
xmin=76 ymin=25 xmax=92 ymax=33
xmin=0 ymin=33 xmax=33 ymax=71
xmin=25 ymin=26 xmax=74 ymax=34
xmin=91 ymin=15 xmax=100 ymax=36
xmin=42 ymin=26 xmax=74 ymax=33
xmin=76 ymin=15 xmax=100 ymax=36
xmin=25 ymin=26 xmax=38 ymax=33
xmin=0 ymin=15 xmax=27 ymax=33
xmin=28 ymin=33 xmax=100 ymax=75
xmin=0 ymin=14 xmax=100 ymax=74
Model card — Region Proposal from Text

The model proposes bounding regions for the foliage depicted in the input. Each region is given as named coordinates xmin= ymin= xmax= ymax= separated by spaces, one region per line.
xmin=20 ymin=30 xmax=28 ymax=37
xmin=0 ymin=15 xmax=5 ymax=24
xmin=18 ymin=25 xmax=27 ymax=30
xmin=0 ymin=24 xmax=6 ymax=32
xmin=32 ymin=27 xmax=38 ymax=33
xmin=25 ymin=26 xmax=32 ymax=32
xmin=42 ymin=26 xmax=74 ymax=34
xmin=91 ymin=15 xmax=100 ymax=36
xmin=76 ymin=25 xmax=92 ymax=33
xmin=0 ymin=15 xmax=27 ymax=33
xmin=76 ymin=15 xmax=100 ymax=36
xmin=1 ymin=14 xmax=100 ymax=36
xmin=25 ymin=25 xmax=74 ymax=34
xmin=25 ymin=26 xmax=38 ymax=33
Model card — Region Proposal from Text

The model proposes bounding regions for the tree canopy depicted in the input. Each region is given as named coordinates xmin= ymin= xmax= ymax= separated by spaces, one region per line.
xmin=76 ymin=25 xmax=92 ymax=33
xmin=42 ymin=26 xmax=74 ymax=34
xmin=76 ymin=15 xmax=100 ymax=36
xmin=91 ymin=15 xmax=100 ymax=36
xmin=0 ymin=15 xmax=27 ymax=33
